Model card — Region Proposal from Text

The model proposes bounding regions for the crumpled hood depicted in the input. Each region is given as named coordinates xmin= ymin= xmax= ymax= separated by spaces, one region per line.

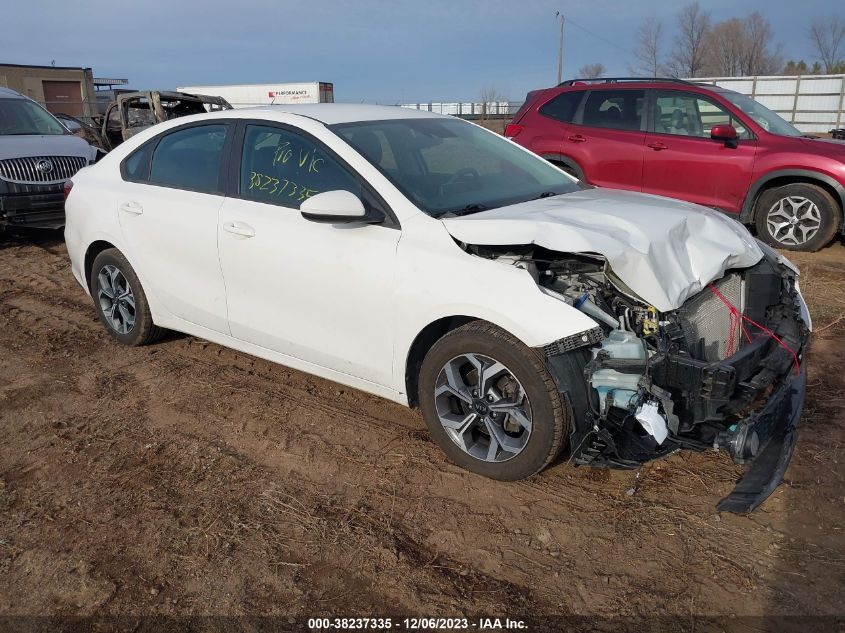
xmin=0 ymin=134 xmax=96 ymax=162
xmin=442 ymin=188 xmax=763 ymax=312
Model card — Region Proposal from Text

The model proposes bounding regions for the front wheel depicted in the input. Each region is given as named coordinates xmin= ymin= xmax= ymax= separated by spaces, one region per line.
xmin=418 ymin=322 xmax=569 ymax=480
xmin=754 ymin=183 xmax=840 ymax=252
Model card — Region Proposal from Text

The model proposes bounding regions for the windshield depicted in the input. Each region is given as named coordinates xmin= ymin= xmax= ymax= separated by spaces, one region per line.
xmin=0 ymin=98 xmax=67 ymax=136
xmin=332 ymin=118 xmax=581 ymax=217
xmin=721 ymin=92 xmax=802 ymax=137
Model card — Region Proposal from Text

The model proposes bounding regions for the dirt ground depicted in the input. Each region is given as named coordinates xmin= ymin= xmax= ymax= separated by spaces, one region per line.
xmin=1 ymin=231 xmax=844 ymax=630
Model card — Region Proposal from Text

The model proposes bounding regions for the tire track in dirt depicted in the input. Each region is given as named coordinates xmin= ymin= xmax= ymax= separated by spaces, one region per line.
xmin=2 ymin=236 xmax=845 ymax=619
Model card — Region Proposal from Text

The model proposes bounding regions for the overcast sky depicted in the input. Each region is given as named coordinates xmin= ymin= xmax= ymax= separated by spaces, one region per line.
xmin=3 ymin=0 xmax=839 ymax=103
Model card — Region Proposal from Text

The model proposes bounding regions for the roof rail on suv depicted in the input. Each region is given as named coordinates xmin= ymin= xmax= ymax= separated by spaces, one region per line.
xmin=557 ymin=77 xmax=696 ymax=87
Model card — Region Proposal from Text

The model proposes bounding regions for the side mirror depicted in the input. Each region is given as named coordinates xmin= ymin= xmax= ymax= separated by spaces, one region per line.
xmin=300 ymin=190 xmax=375 ymax=224
xmin=711 ymin=124 xmax=738 ymax=145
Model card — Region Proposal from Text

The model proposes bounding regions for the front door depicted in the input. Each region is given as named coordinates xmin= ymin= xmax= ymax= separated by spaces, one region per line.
xmin=218 ymin=122 xmax=401 ymax=386
xmin=642 ymin=90 xmax=757 ymax=213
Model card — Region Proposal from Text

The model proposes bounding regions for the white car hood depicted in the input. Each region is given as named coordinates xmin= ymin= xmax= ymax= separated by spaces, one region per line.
xmin=0 ymin=133 xmax=97 ymax=162
xmin=442 ymin=188 xmax=763 ymax=312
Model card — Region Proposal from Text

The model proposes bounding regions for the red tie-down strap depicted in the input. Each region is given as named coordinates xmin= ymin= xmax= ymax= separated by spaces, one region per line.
xmin=708 ymin=283 xmax=801 ymax=376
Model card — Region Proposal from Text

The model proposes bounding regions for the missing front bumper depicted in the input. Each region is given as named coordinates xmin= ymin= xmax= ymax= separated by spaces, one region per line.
xmin=716 ymin=366 xmax=806 ymax=513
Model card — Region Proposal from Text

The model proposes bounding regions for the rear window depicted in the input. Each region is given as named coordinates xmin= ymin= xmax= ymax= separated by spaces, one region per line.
xmin=580 ymin=89 xmax=645 ymax=131
xmin=539 ymin=91 xmax=584 ymax=124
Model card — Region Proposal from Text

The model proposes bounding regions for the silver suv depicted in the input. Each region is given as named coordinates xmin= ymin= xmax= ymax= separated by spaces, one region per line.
xmin=0 ymin=86 xmax=96 ymax=231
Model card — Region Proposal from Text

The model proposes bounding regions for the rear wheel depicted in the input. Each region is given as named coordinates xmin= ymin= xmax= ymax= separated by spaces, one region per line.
xmin=418 ymin=322 xmax=568 ymax=480
xmin=754 ymin=183 xmax=840 ymax=252
xmin=89 ymin=248 xmax=165 ymax=346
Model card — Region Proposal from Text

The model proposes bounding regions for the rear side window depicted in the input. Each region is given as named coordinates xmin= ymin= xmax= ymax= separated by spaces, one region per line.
xmin=539 ymin=91 xmax=584 ymax=123
xmin=123 ymin=143 xmax=153 ymax=181
xmin=580 ymin=90 xmax=645 ymax=131
xmin=148 ymin=124 xmax=228 ymax=193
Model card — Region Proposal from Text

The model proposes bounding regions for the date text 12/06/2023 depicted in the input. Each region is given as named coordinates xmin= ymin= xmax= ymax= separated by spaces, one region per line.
xmin=306 ymin=617 xmax=529 ymax=630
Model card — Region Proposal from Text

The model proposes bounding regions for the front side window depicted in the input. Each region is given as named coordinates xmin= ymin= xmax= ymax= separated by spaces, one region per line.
xmin=333 ymin=117 xmax=581 ymax=217
xmin=654 ymin=91 xmax=749 ymax=139
xmin=0 ymin=98 xmax=67 ymax=136
xmin=539 ymin=90 xmax=584 ymax=123
xmin=148 ymin=124 xmax=227 ymax=193
xmin=239 ymin=124 xmax=361 ymax=207
xmin=580 ymin=90 xmax=644 ymax=131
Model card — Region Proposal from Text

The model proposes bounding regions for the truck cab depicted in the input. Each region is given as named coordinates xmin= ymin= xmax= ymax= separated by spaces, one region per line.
xmin=100 ymin=91 xmax=232 ymax=151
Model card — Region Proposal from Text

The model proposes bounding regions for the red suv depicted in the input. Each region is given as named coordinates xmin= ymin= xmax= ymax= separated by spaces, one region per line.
xmin=507 ymin=78 xmax=845 ymax=251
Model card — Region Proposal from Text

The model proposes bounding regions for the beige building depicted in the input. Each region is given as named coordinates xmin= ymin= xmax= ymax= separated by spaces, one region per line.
xmin=0 ymin=63 xmax=97 ymax=118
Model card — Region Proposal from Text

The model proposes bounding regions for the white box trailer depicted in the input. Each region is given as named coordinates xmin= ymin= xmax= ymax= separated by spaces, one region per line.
xmin=176 ymin=82 xmax=334 ymax=109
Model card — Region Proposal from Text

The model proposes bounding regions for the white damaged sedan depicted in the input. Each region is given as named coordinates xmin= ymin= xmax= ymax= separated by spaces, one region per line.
xmin=64 ymin=105 xmax=810 ymax=512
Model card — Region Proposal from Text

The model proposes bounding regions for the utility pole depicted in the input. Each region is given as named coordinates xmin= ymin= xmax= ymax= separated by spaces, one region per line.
xmin=556 ymin=11 xmax=565 ymax=84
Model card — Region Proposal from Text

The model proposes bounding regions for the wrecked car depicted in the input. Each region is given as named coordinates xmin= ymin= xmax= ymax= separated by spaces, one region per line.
xmin=64 ymin=105 xmax=809 ymax=513
xmin=98 ymin=90 xmax=232 ymax=151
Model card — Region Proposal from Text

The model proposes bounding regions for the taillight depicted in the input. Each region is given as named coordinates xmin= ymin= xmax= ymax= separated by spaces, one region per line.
xmin=63 ymin=179 xmax=73 ymax=200
xmin=505 ymin=124 xmax=524 ymax=139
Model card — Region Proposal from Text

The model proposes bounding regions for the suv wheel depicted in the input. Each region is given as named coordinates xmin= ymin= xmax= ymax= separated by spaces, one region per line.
xmin=754 ymin=183 xmax=840 ymax=252
xmin=418 ymin=322 xmax=568 ymax=480
xmin=89 ymin=248 xmax=166 ymax=346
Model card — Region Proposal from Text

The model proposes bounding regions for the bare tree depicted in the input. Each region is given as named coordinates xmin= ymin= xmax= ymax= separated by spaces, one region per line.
xmin=705 ymin=18 xmax=745 ymax=76
xmin=479 ymin=85 xmax=506 ymax=121
xmin=741 ymin=12 xmax=781 ymax=75
xmin=705 ymin=12 xmax=780 ymax=76
xmin=577 ymin=63 xmax=606 ymax=79
xmin=629 ymin=17 xmax=665 ymax=77
xmin=810 ymin=16 xmax=845 ymax=73
xmin=669 ymin=2 xmax=711 ymax=77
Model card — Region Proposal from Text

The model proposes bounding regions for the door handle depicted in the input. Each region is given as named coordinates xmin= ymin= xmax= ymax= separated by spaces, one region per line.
xmin=222 ymin=221 xmax=256 ymax=238
xmin=568 ymin=134 xmax=587 ymax=143
xmin=647 ymin=141 xmax=668 ymax=151
xmin=119 ymin=201 xmax=143 ymax=215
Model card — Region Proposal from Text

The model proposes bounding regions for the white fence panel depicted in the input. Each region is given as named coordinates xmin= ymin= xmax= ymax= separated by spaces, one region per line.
xmin=798 ymin=112 xmax=840 ymax=123
xmin=797 ymin=95 xmax=840 ymax=111
xmin=756 ymin=95 xmax=795 ymax=111
xmin=403 ymin=75 xmax=844 ymax=132
xmin=697 ymin=74 xmax=844 ymax=132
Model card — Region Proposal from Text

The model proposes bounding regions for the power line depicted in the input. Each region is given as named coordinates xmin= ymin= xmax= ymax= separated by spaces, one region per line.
xmin=566 ymin=17 xmax=632 ymax=56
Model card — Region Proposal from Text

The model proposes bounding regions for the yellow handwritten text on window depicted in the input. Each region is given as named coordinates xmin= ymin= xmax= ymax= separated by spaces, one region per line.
xmin=247 ymin=171 xmax=319 ymax=202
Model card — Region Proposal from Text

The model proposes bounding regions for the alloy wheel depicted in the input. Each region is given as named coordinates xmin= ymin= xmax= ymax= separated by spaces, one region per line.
xmin=433 ymin=353 xmax=532 ymax=462
xmin=766 ymin=196 xmax=822 ymax=246
xmin=97 ymin=264 xmax=136 ymax=334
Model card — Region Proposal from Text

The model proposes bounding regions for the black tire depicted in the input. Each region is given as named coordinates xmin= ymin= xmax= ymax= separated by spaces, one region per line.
xmin=89 ymin=248 xmax=165 ymax=346
xmin=418 ymin=321 xmax=569 ymax=480
xmin=754 ymin=183 xmax=840 ymax=252
xmin=551 ymin=159 xmax=581 ymax=180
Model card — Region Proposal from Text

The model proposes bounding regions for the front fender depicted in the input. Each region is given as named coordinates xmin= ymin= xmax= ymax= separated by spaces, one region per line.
xmin=393 ymin=220 xmax=599 ymax=391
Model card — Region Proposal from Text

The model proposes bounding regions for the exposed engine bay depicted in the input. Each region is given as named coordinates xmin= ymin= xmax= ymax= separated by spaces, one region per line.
xmin=462 ymin=242 xmax=810 ymax=512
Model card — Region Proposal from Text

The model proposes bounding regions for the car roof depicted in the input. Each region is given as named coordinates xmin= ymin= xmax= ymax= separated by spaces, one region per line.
xmin=554 ymin=79 xmax=733 ymax=95
xmin=233 ymin=103 xmax=448 ymax=125
xmin=0 ymin=87 xmax=25 ymax=99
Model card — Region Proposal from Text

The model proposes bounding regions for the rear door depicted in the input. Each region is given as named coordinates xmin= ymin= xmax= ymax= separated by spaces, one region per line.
xmin=565 ymin=88 xmax=647 ymax=191
xmin=514 ymin=90 xmax=585 ymax=171
xmin=117 ymin=122 xmax=231 ymax=333
xmin=642 ymin=90 xmax=757 ymax=213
